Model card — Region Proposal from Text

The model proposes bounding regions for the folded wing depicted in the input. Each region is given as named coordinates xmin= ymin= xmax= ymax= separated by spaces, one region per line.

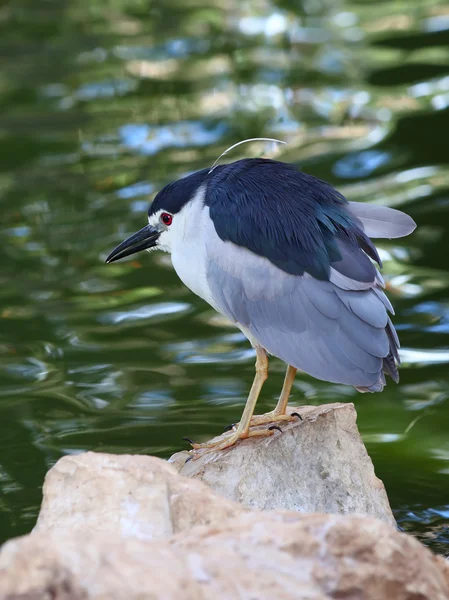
xmin=205 ymin=221 xmax=401 ymax=392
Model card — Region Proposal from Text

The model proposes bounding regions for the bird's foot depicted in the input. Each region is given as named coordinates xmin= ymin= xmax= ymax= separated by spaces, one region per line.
xmin=249 ymin=410 xmax=302 ymax=427
xmin=188 ymin=427 xmax=276 ymax=453
xmin=224 ymin=410 xmax=302 ymax=433
xmin=184 ymin=411 xmax=302 ymax=456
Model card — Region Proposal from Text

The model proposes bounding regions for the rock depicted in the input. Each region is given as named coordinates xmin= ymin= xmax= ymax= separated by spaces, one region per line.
xmin=34 ymin=452 xmax=243 ymax=540
xmin=173 ymin=403 xmax=396 ymax=525
xmin=1 ymin=512 xmax=448 ymax=600
xmin=0 ymin=541 xmax=87 ymax=600
xmin=1 ymin=447 xmax=447 ymax=599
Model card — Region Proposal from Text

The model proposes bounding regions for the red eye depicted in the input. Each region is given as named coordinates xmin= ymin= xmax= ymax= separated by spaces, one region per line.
xmin=161 ymin=212 xmax=172 ymax=226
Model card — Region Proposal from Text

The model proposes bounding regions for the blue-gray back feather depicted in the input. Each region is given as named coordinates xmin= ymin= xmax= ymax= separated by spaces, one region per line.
xmin=204 ymin=159 xmax=383 ymax=283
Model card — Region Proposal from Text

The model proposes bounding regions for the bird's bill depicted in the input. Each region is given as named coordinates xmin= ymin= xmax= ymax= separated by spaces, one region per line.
xmin=105 ymin=224 xmax=159 ymax=263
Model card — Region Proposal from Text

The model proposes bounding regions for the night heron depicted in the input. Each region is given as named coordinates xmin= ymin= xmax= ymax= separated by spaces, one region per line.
xmin=106 ymin=153 xmax=416 ymax=451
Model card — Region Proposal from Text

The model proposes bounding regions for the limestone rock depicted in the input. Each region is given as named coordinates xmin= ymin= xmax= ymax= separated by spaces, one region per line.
xmin=34 ymin=452 xmax=243 ymax=540
xmin=1 ymin=512 xmax=448 ymax=600
xmin=173 ymin=403 xmax=396 ymax=525
xmin=1 ymin=447 xmax=447 ymax=599
xmin=0 ymin=542 xmax=87 ymax=600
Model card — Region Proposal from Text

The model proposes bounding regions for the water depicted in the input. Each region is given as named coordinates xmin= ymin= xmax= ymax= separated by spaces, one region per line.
xmin=1 ymin=0 xmax=449 ymax=555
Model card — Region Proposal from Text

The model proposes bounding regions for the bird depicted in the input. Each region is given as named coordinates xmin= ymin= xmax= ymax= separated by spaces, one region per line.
xmin=106 ymin=155 xmax=416 ymax=451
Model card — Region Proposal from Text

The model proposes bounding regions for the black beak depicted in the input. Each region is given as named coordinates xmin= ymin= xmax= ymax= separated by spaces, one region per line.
xmin=105 ymin=224 xmax=160 ymax=263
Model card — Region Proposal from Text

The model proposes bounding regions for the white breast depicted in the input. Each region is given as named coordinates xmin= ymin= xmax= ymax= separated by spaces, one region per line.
xmin=169 ymin=186 xmax=220 ymax=312
xmin=169 ymin=190 xmax=262 ymax=349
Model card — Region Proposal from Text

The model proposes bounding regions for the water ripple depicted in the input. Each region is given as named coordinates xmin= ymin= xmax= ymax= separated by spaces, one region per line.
xmin=99 ymin=302 xmax=191 ymax=325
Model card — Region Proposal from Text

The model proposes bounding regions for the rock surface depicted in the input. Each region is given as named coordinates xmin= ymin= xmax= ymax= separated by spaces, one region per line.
xmin=172 ymin=403 xmax=396 ymax=525
xmin=34 ymin=452 xmax=243 ymax=539
xmin=1 ymin=405 xmax=447 ymax=599
xmin=1 ymin=512 xmax=448 ymax=600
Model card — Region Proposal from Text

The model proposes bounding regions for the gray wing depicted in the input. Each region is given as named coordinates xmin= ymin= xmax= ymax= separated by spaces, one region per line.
xmin=205 ymin=223 xmax=399 ymax=392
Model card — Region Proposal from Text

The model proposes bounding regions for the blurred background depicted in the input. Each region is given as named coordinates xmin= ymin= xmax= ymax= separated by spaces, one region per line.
xmin=0 ymin=0 xmax=448 ymax=553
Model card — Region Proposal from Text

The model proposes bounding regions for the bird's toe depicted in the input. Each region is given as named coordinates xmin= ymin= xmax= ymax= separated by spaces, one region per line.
xmin=247 ymin=411 xmax=300 ymax=428
xmin=187 ymin=427 xmax=277 ymax=455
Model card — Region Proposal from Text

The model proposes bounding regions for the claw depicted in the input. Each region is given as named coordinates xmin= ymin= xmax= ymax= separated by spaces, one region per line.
xmin=182 ymin=437 xmax=196 ymax=445
xmin=291 ymin=412 xmax=303 ymax=420
xmin=268 ymin=425 xmax=283 ymax=433
xmin=223 ymin=423 xmax=236 ymax=433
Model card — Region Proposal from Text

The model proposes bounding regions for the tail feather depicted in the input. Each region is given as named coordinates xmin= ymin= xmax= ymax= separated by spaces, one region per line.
xmin=386 ymin=317 xmax=400 ymax=358
xmin=355 ymin=298 xmax=401 ymax=393
xmin=341 ymin=200 xmax=414 ymax=392
xmin=383 ymin=352 xmax=399 ymax=383
xmin=382 ymin=318 xmax=401 ymax=384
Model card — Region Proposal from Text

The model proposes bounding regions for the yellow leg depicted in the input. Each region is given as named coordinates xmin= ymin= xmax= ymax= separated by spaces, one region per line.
xmin=273 ymin=365 xmax=297 ymax=415
xmin=248 ymin=364 xmax=298 ymax=427
xmin=192 ymin=347 xmax=273 ymax=450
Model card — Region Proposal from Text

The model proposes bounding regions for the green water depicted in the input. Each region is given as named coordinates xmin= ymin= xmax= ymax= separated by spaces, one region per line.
xmin=1 ymin=0 xmax=449 ymax=554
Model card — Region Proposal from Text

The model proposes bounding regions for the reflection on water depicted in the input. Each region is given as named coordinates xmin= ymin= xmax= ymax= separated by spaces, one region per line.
xmin=1 ymin=0 xmax=449 ymax=554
